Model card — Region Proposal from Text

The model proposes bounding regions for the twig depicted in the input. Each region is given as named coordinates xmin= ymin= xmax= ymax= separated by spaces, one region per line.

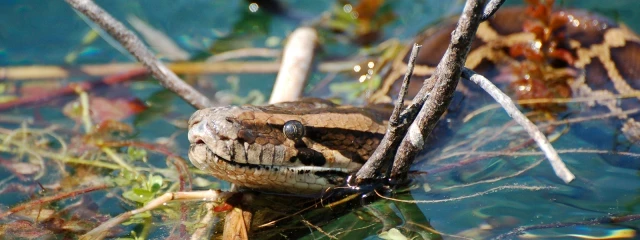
xmin=391 ymin=44 xmax=421 ymax=126
xmin=493 ymin=214 xmax=640 ymax=239
xmin=0 ymin=60 xmax=362 ymax=81
xmin=481 ymin=0 xmax=506 ymax=20
xmin=438 ymin=158 xmax=545 ymax=191
xmin=0 ymin=184 xmax=109 ymax=219
xmin=302 ymin=219 xmax=338 ymax=240
xmin=190 ymin=202 xmax=218 ymax=240
xmin=354 ymin=43 xmax=421 ymax=182
xmin=80 ymin=190 xmax=231 ymax=240
xmin=269 ymin=27 xmax=318 ymax=103
xmin=375 ymin=185 xmax=555 ymax=204
xmin=389 ymin=0 xmax=488 ymax=180
xmin=65 ymin=0 xmax=212 ymax=109
xmin=461 ymin=68 xmax=574 ymax=183
xmin=206 ymin=48 xmax=281 ymax=62
xmin=223 ymin=205 xmax=252 ymax=240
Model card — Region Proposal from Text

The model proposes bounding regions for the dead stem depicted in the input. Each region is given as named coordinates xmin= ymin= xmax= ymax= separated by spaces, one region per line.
xmin=302 ymin=219 xmax=338 ymax=240
xmin=206 ymin=48 xmax=281 ymax=62
xmin=190 ymin=202 xmax=218 ymax=240
xmin=355 ymin=43 xmax=422 ymax=183
xmin=101 ymin=147 xmax=138 ymax=174
xmin=462 ymin=68 xmax=575 ymax=183
xmin=80 ymin=190 xmax=231 ymax=240
xmin=0 ymin=184 xmax=109 ymax=219
xmin=269 ymin=27 xmax=318 ymax=104
xmin=375 ymin=185 xmax=556 ymax=204
xmin=0 ymin=60 xmax=367 ymax=81
xmin=438 ymin=158 xmax=545 ymax=191
xmin=77 ymin=90 xmax=93 ymax=133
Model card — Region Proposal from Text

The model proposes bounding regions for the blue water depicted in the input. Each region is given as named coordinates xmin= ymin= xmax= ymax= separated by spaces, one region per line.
xmin=1 ymin=0 xmax=640 ymax=239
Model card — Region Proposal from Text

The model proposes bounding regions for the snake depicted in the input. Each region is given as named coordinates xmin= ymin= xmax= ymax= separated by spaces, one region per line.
xmin=187 ymin=6 xmax=640 ymax=194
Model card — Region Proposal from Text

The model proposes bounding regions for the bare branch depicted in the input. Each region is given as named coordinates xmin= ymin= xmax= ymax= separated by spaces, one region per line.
xmin=354 ymin=43 xmax=421 ymax=182
xmin=391 ymin=44 xmax=422 ymax=125
xmin=481 ymin=0 xmax=506 ymax=20
xmin=269 ymin=27 xmax=318 ymax=103
xmin=461 ymin=68 xmax=575 ymax=183
xmin=80 ymin=190 xmax=231 ymax=240
xmin=1 ymin=60 xmax=364 ymax=81
xmin=65 ymin=0 xmax=213 ymax=109
xmin=389 ymin=0 xmax=488 ymax=180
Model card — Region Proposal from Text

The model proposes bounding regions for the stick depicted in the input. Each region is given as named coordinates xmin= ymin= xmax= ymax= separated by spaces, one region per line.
xmin=354 ymin=43 xmax=421 ymax=183
xmin=80 ymin=190 xmax=231 ymax=240
xmin=481 ymin=0 xmax=506 ymax=20
xmin=0 ymin=60 xmax=362 ymax=81
xmin=389 ymin=0 xmax=487 ymax=180
xmin=65 ymin=0 xmax=212 ymax=109
xmin=269 ymin=27 xmax=318 ymax=104
xmin=461 ymin=68 xmax=574 ymax=183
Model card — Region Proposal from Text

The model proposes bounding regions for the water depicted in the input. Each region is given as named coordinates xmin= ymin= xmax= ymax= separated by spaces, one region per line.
xmin=1 ymin=0 xmax=639 ymax=239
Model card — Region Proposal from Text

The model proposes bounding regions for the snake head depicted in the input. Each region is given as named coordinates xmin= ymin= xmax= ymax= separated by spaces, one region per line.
xmin=187 ymin=104 xmax=386 ymax=194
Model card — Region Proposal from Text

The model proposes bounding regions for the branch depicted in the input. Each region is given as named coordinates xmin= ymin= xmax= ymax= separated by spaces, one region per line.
xmin=354 ymin=43 xmax=421 ymax=182
xmin=481 ymin=0 xmax=506 ymax=20
xmin=65 ymin=0 xmax=213 ymax=109
xmin=461 ymin=68 xmax=574 ymax=183
xmin=269 ymin=27 xmax=318 ymax=104
xmin=389 ymin=0 xmax=488 ymax=180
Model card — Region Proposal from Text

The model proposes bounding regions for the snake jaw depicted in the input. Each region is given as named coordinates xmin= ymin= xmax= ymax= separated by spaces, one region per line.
xmin=186 ymin=104 xmax=390 ymax=194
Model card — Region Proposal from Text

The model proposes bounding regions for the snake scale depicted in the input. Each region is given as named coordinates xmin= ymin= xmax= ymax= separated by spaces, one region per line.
xmin=188 ymin=6 xmax=640 ymax=194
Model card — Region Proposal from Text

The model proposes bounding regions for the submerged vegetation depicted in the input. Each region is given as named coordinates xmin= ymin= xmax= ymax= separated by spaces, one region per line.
xmin=1 ymin=0 xmax=640 ymax=239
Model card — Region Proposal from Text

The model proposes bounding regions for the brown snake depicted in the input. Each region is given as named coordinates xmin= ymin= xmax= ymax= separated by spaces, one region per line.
xmin=188 ymin=7 xmax=640 ymax=194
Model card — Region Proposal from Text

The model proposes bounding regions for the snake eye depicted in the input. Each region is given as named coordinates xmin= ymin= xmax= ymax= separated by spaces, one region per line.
xmin=283 ymin=120 xmax=305 ymax=141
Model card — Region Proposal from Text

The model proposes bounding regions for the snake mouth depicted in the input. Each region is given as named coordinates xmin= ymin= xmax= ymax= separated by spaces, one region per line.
xmin=188 ymin=137 xmax=351 ymax=192
xmin=187 ymin=114 xmax=352 ymax=193
xmin=189 ymin=137 xmax=275 ymax=171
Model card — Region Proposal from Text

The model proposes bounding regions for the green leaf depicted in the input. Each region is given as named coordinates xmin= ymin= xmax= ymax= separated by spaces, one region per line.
xmin=148 ymin=174 xmax=164 ymax=192
xmin=121 ymin=211 xmax=152 ymax=226
xmin=123 ymin=188 xmax=155 ymax=203
xmin=127 ymin=147 xmax=147 ymax=162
